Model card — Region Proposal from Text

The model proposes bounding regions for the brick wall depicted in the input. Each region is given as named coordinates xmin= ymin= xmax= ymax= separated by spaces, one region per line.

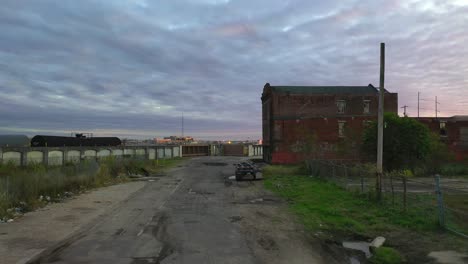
xmin=416 ymin=117 xmax=468 ymax=162
xmin=262 ymin=86 xmax=398 ymax=164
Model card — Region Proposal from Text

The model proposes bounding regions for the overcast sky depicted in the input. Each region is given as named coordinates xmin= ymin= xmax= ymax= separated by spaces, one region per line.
xmin=1 ymin=0 xmax=467 ymax=140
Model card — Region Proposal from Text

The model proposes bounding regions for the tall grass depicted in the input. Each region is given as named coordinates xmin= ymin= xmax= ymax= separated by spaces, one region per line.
xmin=0 ymin=157 xmax=183 ymax=219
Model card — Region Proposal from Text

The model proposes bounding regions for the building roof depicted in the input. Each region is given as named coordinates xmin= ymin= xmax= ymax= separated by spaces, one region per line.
xmin=451 ymin=116 xmax=468 ymax=121
xmin=265 ymin=83 xmax=389 ymax=95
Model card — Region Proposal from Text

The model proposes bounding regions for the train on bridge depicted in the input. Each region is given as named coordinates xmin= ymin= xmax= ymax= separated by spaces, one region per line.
xmin=0 ymin=134 xmax=122 ymax=148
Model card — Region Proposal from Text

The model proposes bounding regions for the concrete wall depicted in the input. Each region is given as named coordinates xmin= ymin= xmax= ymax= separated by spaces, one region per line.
xmin=0 ymin=145 xmax=183 ymax=167
xmin=416 ymin=117 xmax=468 ymax=162
xmin=248 ymin=145 xmax=263 ymax=157
xmin=26 ymin=151 xmax=43 ymax=165
xmin=1 ymin=144 xmax=265 ymax=166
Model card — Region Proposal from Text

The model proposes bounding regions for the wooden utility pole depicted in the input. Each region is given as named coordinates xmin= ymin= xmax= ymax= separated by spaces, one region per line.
xmin=377 ymin=43 xmax=385 ymax=201
xmin=182 ymin=112 xmax=184 ymax=137
xmin=401 ymin=105 xmax=409 ymax=117
xmin=418 ymin=92 xmax=420 ymax=118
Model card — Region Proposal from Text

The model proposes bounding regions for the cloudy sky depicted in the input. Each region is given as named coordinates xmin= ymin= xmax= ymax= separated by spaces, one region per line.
xmin=1 ymin=0 xmax=467 ymax=140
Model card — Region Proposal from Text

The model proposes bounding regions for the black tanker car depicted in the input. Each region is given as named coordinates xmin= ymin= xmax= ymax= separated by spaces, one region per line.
xmin=31 ymin=135 xmax=121 ymax=147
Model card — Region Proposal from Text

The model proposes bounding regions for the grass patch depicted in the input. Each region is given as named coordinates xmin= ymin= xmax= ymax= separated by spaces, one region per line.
xmin=370 ymin=247 xmax=404 ymax=264
xmin=264 ymin=166 xmax=438 ymax=236
xmin=263 ymin=164 xmax=468 ymax=262
xmin=0 ymin=157 xmax=184 ymax=220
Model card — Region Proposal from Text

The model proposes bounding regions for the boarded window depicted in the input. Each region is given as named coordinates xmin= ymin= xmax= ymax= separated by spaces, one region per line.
xmin=440 ymin=122 xmax=447 ymax=137
xmin=336 ymin=100 xmax=346 ymax=114
xmin=461 ymin=127 xmax=468 ymax=142
xmin=363 ymin=100 xmax=370 ymax=114
xmin=274 ymin=123 xmax=282 ymax=140
xmin=338 ymin=121 xmax=346 ymax=138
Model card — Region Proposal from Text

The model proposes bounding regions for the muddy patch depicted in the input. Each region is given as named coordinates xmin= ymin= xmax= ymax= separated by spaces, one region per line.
xmin=188 ymin=189 xmax=214 ymax=196
xmin=183 ymin=220 xmax=199 ymax=224
xmin=114 ymin=228 xmax=126 ymax=236
xmin=203 ymin=162 xmax=228 ymax=166
xmin=233 ymin=196 xmax=282 ymax=205
xmin=54 ymin=215 xmax=78 ymax=222
xmin=229 ymin=216 xmax=244 ymax=223
xmin=257 ymin=237 xmax=279 ymax=251
xmin=151 ymin=213 xmax=175 ymax=263
xmin=71 ymin=207 xmax=96 ymax=213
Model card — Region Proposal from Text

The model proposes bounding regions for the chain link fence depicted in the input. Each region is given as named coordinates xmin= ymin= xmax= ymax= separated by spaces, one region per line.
xmin=305 ymin=159 xmax=468 ymax=238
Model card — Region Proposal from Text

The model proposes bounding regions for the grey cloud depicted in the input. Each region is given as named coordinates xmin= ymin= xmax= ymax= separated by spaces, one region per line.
xmin=0 ymin=0 xmax=467 ymax=139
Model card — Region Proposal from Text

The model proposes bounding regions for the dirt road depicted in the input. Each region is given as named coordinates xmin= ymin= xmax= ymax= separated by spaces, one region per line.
xmin=9 ymin=156 xmax=341 ymax=264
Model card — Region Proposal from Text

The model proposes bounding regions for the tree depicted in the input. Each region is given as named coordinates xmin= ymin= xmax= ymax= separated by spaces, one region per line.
xmin=362 ymin=113 xmax=433 ymax=171
xmin=426 ymin=133 xmax=455 ymax=174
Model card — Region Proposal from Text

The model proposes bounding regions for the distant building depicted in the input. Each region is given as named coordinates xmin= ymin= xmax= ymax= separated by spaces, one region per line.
xmin=415 ymin=116 xmax=468 ymax=161
xmin=156 ymin=136 xmax=194 ymax=144
xmin=262 ymin=83 xmax=398 ymax=164
xmin=0 ymin=135 xmax=30 ymax=147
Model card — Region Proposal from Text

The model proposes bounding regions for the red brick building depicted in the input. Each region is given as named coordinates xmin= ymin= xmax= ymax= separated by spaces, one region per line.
xmin=262 ymin=83 xmax=398 ymax=164
xmin=415 ymin=116 xmax=468 ymax=162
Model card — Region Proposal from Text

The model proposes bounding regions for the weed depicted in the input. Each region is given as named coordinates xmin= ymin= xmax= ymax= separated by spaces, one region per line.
xmin=0 ymin=157 xmax=184 ymax=219
xmin=369 ymin=247 xmax=404 ymax=264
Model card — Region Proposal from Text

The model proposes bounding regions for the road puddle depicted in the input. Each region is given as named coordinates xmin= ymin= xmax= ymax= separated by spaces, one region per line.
xmin=342 ymin=241 xmax=371 ymax=263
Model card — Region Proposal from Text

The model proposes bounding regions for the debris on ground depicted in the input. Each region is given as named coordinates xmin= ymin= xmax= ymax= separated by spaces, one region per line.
xmin=428 ymin=251 xmax=468 ymax=264
xmin=369 ymin=236 xmax=386 ymax=253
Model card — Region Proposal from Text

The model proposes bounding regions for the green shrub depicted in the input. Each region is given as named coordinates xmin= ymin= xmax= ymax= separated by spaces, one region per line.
xmin=370 ymin=247 xmax=404 ymax=264
xmin=441 ymin=163 xmax=468 ymax=176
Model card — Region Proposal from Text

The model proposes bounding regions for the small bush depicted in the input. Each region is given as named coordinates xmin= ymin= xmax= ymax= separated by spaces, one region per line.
xmin=441 ymin=163 xmax=468 ymax=176
xmin=370 ymin=247 xmax=403 ymax=264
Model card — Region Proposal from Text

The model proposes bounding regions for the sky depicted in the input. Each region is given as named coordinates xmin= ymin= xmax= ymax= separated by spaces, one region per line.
xmin=0 ymin=0 xmax=467 ymax=140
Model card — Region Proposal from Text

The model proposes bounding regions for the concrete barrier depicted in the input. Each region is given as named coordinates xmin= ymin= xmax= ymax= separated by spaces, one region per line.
xmin=48 ymin=150 xmax=64 ymax=166
xmin=112 ymin=149 xmax=123 ymax=158
xmin=83 ymin=150 xmax=97 ymax=160
xmin=2 ymin=151 xmax=21 ymax=165
xmin=67 ymin=150 xmax=81 ymax=164
xmin=97 ymin=149 xmax=111 ymax=159
xmin=26 ymin=151 xmax=43 ymax=165
xmin=0 ymin=144 xmax=260 ymax=167
xmin=148 ymin=149 xmax=156 ymax=160
xmin=135 ymin=149 xmax=146 ymax=157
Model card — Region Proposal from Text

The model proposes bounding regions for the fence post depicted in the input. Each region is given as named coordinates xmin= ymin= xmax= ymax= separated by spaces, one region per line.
xmin=434 ymin=174 xmax=445 ymax=228
xmin=6 ymin=175 xmax=10 ymax=206
xmin=344 ymin=166 xmax=348 ymax=189
xmin=390 ymin=173 xmax=395 ymax=206
xmin=403 ymin=177 xmax=407 ymax=212
xmin=361 ymin=177 xmax=364 ymax=193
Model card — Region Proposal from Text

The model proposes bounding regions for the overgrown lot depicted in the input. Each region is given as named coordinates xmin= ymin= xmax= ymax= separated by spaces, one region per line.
xmin=0 ymin=157 xmax=183 ymax=220
xmin=263 ymin=165 xmax=468 ymax=263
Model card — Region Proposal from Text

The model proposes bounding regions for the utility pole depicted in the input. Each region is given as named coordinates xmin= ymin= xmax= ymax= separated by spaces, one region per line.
xmin=417 ymin=92 xmax=420 ymax=118
xmin=377 ymin=43 xmax=385 ymax=201
xmin=181 ymin=112 xmax=184 ymax=137
xmin=435 ymin=96 xmax=440 ymax=119
xmin=401 ymin=105 xmax=409 ymax=117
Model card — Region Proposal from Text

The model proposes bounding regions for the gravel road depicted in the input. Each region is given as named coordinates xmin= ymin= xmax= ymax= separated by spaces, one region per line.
xmin=4 ymin=157 xmax=344 ymax=264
